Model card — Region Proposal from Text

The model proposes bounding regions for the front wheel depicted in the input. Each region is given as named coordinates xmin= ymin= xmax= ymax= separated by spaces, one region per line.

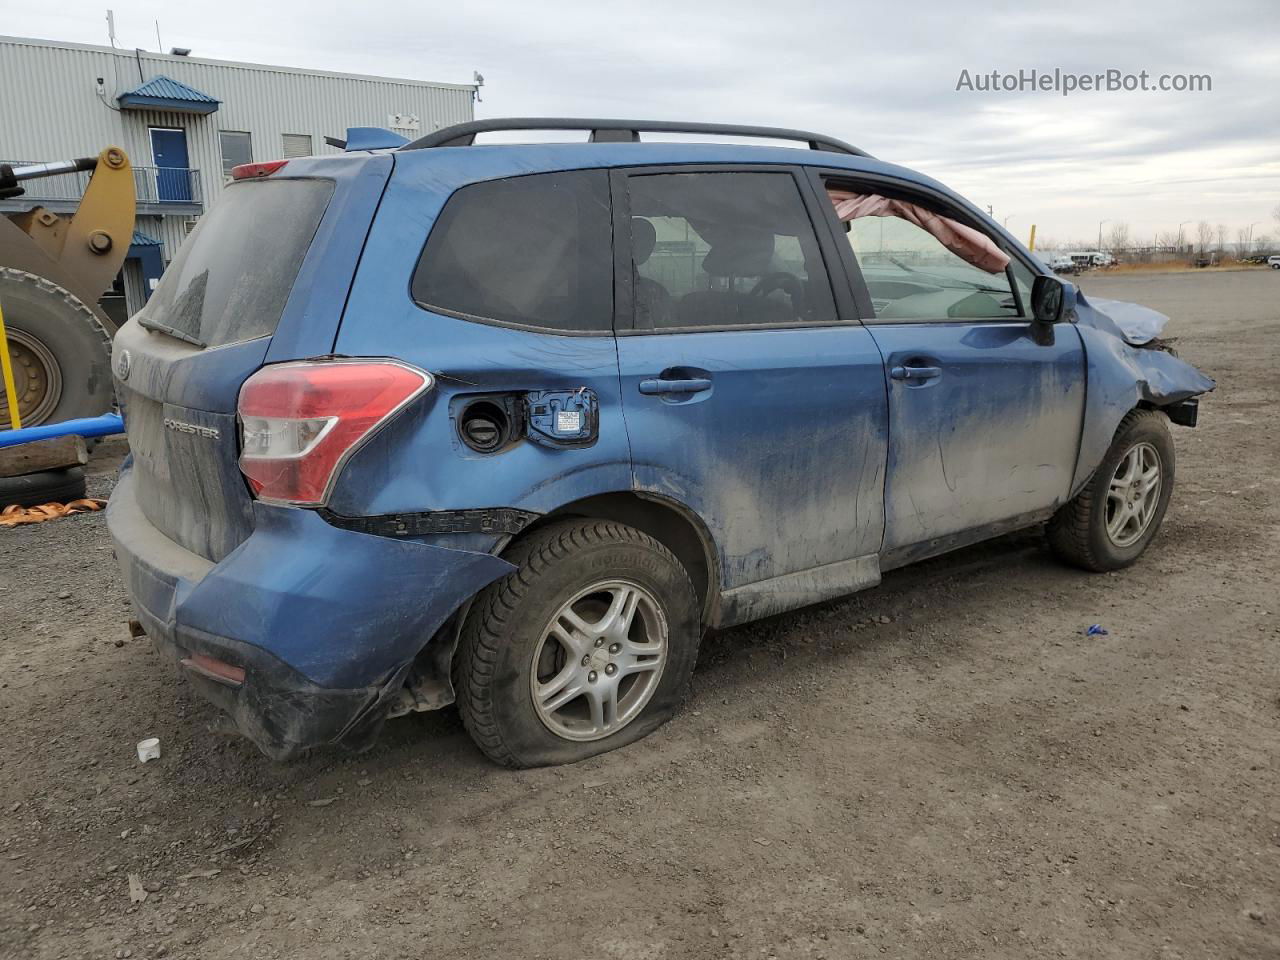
xmin=1047 ymin=408 xmax=1176 ymax=571
xmin=455 ymin=519 xmax=701 ymax=768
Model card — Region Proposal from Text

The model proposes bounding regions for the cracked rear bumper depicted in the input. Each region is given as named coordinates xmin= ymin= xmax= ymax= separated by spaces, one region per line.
xmin=107 ymin=467 xmax=514 ymax=759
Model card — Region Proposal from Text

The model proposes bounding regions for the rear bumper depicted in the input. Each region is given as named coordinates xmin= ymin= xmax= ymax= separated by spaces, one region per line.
xmin=107 ymin=467 xmax=515 ymax=759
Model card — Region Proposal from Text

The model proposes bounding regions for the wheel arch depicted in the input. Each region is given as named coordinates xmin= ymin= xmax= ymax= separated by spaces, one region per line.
xmin=526 ymin=490 xmax=720 ymax=627
xmin=400 ymin=490 xmax=720 ymax=716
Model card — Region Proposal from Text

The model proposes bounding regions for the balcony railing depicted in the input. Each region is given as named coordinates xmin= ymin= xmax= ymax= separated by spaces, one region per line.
xmin=1 ymin=162 xmax=203 ymax=207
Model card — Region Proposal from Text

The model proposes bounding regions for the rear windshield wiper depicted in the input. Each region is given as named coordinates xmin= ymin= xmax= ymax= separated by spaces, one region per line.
xmin=137 ymin=316 xmax=206 ymax=348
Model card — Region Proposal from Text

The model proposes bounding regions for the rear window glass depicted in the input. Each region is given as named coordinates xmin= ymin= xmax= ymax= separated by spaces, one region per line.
xmin=411 ymin=170 xmax=613 ymax=333
xmin=139 ymin=178 xmax=333 ymax=348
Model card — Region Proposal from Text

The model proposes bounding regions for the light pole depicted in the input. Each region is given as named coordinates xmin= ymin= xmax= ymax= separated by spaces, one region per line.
xmin=1097 ymin=219 xmax=1109 ymax=252
xmin=1247 ymin=221 xmax=1261 ymax=252
xmin=1003 ymin=214 xmax=1015 ymax=228
xmin=1178 ymin=221 xmax=1191 ymax=252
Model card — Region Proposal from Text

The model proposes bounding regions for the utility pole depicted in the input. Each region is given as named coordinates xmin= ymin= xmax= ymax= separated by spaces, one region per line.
xmin=1178 ymin=221 xmax=1191 ymax=252
xmin=1097 ymin=219 xmax=1109 ymax=251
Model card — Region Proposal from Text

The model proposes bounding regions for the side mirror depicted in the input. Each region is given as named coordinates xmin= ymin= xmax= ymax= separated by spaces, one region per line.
xmin=1031 ymin=274 xmax=1065 ymax=323
xmin=1029 ymin=275 xmax=1076 ymax=346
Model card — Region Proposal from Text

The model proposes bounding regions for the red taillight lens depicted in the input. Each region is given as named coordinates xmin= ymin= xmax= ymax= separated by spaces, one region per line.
xmin=231 ymin=160 xmax=288 ymax=180
xmin=237 ymin=360 xmax=432 ymax=507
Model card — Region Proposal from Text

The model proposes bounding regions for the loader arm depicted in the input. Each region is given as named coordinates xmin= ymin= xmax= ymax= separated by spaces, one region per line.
xmin=0 ymin=146 xmax=135 ymax=331
xmin=1 ymin=147 xmax=136 ymax=428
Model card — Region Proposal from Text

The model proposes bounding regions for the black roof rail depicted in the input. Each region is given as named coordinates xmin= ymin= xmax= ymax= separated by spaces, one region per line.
xmin=400 ymin=118 xmax=871 ymax=157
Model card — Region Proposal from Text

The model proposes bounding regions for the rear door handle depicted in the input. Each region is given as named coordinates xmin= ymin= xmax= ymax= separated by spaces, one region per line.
xmin=638 ymin=377 xmax=713 ymax=395
xmin=889 ymin=365 xmax=942 ymax=381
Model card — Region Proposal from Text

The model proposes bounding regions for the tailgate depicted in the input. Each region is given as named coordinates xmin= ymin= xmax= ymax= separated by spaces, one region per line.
xmin=111 ymin=153 xmax=393 ymax=561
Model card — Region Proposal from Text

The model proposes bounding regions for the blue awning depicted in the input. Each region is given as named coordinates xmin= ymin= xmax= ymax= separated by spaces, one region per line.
xmin=130 ymin=229 xmax=162 ymax=247
xmin=118 ymin=75 xmax=220 ymax=114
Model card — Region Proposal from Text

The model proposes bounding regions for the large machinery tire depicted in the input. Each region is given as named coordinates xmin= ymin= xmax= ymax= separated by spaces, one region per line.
xmin=0 ymin=266 xmax=114 ymax=428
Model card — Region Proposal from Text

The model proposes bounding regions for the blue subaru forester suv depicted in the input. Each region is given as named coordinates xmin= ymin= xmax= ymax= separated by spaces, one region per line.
xmin=107 ymin=118 xmax=1214 ymax=767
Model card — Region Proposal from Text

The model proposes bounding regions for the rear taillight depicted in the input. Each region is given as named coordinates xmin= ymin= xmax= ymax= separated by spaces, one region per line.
xmin=231 ymin=160 xmax=288 ymax=180
xmin=237 ymin=360 xmax=432 ymax=507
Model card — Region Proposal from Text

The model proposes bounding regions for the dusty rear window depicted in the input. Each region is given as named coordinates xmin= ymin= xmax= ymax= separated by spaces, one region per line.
xmin=139 ymin=178 xmax=334 ymax=348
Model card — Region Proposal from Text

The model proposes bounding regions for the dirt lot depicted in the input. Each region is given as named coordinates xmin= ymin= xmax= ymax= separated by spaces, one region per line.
xmin=1 ymin=268 xmax=1276 ymax=960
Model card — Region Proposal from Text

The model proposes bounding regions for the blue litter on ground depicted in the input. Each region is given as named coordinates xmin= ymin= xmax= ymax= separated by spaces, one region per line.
xmin=1086 ymin=624 xmax=1109 ymax=636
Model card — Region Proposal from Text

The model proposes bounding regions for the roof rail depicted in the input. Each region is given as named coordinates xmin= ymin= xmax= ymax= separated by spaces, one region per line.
xmin=400 ymin=118 xmax=871 ymax=157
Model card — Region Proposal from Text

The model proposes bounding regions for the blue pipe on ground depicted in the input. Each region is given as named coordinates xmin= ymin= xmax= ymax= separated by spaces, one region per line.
xmin=0 ymin=413 xmax=124 ymax=448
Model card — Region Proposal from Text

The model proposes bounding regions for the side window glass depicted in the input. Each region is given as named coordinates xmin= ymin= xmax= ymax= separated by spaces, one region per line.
xmin=412 ymin=170 xmax=613 ymax=333
xmin=627 ymin=172 xmax=836 ymax=330
xmin=828 ymin=186 xmax=1017 ymax=321
xmin=1009 ymin=258 xmax=1036 ymax=316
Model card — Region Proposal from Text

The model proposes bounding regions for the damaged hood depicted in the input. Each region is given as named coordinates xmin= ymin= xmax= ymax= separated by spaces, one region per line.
xmin=1074 ymin=291 xmax=1216 ymax=406
xmin=1085 ymin=296 xmax=1169 ymax=346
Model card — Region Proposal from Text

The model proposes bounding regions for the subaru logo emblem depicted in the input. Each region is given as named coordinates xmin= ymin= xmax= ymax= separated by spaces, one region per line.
xmin=115 ymin=349 xmax=131 ymax=381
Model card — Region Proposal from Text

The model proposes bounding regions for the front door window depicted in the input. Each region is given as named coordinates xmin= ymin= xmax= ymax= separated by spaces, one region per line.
xmin=830 ymin=189 xmax=1019 ymax=320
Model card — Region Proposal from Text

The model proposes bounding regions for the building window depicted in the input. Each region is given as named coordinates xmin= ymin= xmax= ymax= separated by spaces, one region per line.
xmin=282 ymin=134 xmax=312 ymax=159
xmin=218 ymin=131 xmax=252 ymax=178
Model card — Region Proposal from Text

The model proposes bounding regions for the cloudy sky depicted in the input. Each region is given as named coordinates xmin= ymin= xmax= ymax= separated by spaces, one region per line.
xmin=17 ymin=0 xmax=1280 ymax=246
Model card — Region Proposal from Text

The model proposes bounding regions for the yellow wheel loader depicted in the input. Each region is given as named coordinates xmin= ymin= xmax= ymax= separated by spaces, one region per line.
xmin=0 ymin=147 xmax=136 ymax=428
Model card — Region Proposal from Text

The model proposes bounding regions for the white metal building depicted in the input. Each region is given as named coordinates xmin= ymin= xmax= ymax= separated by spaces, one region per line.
xmin=0 ymin=35 xmax=476 ymax=321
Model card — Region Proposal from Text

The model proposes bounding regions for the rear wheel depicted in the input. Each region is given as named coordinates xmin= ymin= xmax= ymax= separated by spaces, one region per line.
xmin=0 ymin=267 xmax=113 ymax=428
xmin=455 ymin=519 xmax=701 ymax=768
xmin=1047 ymin=408 xmax=1175 ymax=571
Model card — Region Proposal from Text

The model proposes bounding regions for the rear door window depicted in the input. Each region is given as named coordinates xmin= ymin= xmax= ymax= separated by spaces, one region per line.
xmin=140 ymin=178 xmax=334 ymax=348
xmin=624 ymin=171 xmax=837 ymax=330
xmin=411 ymin=170 xmax=613 ymax=333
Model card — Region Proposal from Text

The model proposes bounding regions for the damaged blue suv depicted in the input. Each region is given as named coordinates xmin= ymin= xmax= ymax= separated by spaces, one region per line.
xmin=107 ymin=118 xmax=1214 ymax=767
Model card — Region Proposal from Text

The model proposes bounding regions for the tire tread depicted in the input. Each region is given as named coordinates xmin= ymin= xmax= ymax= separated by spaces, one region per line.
xmin=1047 ymin=407 xmax=1169 ymax=571
xmin=0 ymin=266 xmax=113 ymax=427
xmin=456 ymin=519 xmax=691 ymax=767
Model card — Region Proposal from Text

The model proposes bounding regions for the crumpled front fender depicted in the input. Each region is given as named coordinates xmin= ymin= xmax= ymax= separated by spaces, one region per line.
xmin=1070 ymin=297 xmax=1215 ymax=494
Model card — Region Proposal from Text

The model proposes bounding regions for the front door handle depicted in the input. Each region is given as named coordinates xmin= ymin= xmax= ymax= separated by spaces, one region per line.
xmin=638 ymin=377 xmax=713 ymax=396
xmin=889 ymin=365 xmax=942 ymax=381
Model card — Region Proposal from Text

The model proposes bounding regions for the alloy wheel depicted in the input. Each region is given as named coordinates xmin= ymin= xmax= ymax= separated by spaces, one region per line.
xmin=530 ymin=579 xmax=668 ymax=742
xmin=1106 ymin=441 xmax=1162 ymax=547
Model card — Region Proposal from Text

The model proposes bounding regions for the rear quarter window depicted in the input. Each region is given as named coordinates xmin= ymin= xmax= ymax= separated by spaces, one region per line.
xmin=141 ymin=178 xmax=334 ymax=348
xmin=411 ymin=170 xmax=613 ymax=333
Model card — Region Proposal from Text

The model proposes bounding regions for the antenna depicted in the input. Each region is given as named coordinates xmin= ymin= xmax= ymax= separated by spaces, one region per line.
xmin=155 ymin=20 xmax=163 ymax=52
xmin=106 ymin=9 xmax=117 ymax=48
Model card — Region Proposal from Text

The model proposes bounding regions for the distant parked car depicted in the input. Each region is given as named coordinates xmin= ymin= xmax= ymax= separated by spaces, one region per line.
xmin=1048 ymin=255 xmax=1078 ymax=274
xmin=1268 ymin=255 xmax=1280 ymax=269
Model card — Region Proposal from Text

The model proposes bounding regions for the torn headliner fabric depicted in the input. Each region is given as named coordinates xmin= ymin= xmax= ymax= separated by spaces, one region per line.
xmin=828 ymin=189 xmax=1011 ymax=274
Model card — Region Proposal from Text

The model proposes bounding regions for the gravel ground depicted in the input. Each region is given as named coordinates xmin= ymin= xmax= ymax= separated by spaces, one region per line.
xmin=1 ymin=268 xmax=1276 ymax=960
